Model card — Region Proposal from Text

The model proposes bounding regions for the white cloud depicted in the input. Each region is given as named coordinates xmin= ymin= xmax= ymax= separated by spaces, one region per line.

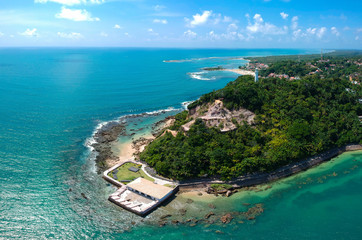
xmin=153 ymin=19 xmax=168 ymax=24
xmin=35 ymin=0 xmax=104 ymax=5
xmin=292 ymin=29 xmax=303 ymax=40
xmin=306 ymin=27 xmax=317 ymax=35
xmin=227 ymin=23 xmax=238 ymax=32
xmin=100 ymin=32 xmax=108 ymax=37
xmin=280 ymin=12 xmax=288 ymax=20
xmin=55 ymin=7 xmax=100 ymax=21
xmin=0 ymin=32 xmax=3 ymax=37
xmin=184 ymin=29 xmax=197 ymax=38
xmin=188 ymin=10 xmax=212 ymax=27
xmin=343 ymin=26 xmax=350 ymax=31
xmin=357 ymin=28 xmax=362 ymax=33
xmin=113 ymin=24 xmax=122 ymax=29
xmin=19 ymin=28 xmax=38 ymax=37
xmin=57 ymin=32 xmax=83 ymax=39
xmin=153 ymin=5 xmax=166 ymax=11
xmin=246 ymin=13 xmax=287 ymax=35
xmin=124 ymin=32 xmax=129 ymax=36
xmin=316 ymin=27 xmax=327 ymax=38
xmin=291 ymin=16 xmax=298 ymax=30
xmin=331 ymin=27 xmax=340 ymax=36
xmin=356 ymin=36 xmax=360 ymax=40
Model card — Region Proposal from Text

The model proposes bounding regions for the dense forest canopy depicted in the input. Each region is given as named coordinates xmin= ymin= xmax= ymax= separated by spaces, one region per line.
xmin=140 ymin=57 xmax=362 ymax=181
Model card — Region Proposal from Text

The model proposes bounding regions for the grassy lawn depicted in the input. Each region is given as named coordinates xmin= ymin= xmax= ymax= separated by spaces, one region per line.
xmin=108 ymin=162 xmax=154 ymax=184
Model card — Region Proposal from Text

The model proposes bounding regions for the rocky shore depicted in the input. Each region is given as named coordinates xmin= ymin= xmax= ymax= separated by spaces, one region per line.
xmin=90 ymin=112 xmax=176 ymax=173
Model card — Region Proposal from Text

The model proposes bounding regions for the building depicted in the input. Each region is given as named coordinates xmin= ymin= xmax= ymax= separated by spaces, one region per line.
xmin=126 ymin=177 xmax=174 ymax=201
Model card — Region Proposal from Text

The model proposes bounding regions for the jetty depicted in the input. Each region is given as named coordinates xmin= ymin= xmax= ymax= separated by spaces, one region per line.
xmin=103 ymin=161 xmax=178 ymax=216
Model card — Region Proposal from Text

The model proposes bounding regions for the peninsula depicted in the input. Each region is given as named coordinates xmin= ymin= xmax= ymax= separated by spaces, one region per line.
xmin=98 ymin=52 xmax=362 ymax=215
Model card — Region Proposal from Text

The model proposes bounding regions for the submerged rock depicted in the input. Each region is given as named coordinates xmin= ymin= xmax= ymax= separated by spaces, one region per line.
xmin=186 ymin=199 xmax=194 ymax=204
xmin=81 ymin=193 xmax=88 ymax=200
xmin=160 ymin=214 xmax=172 ymax=220
xmin=208 ymin=203 xmax=216 ymax=209
xmin=204 ymin=212 xmax=215 ymax=219
xmin=220 ymin=213 xmax=233 ymax=224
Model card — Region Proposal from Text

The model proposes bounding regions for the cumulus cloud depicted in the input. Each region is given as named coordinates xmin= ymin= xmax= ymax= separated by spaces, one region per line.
xmin=19 ymin=28 xmax=38 ymax=37
xmin=56 ymin=7 xmax=100 ymax=21
xmin=153 ymin=19 xmax=168 ymax=24
xmin=100 ymin=32 xmax=108 ymax=37
xmin=246 ymin=13 xmax=287 ymax=35
xmin=184 ymin=29 xmax=197 ymax=38
xmin=113 ymin=24 xmax=122 ymax=29
xmin=57 ymin=32 xmax=83 ymax=39
xmin=280 ymin=12 xmax=288 ymax=20
xmin=35 ymin=0 xmax=104 ymax=5
xmin=331 ymin=27 xmax=340 ymax=36
xmin=188 ymin=10 xmax=212 ymax=27
xmin=316 ymin=27 xmax=327 ymax=38
xmin=306 ymin=27 xmax=317 ymax=35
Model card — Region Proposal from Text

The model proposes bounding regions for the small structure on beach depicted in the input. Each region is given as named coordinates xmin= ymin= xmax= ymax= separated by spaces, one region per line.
xmin=103 ymin=162 xmax=178 ymax=216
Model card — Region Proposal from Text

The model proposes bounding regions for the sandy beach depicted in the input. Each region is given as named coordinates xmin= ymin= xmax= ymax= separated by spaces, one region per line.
xmin=222 ymin=69 xmax=255 ymax=76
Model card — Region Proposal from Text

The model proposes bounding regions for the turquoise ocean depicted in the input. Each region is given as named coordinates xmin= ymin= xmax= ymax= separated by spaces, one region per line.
xmin=1 ymin=48 xmax=362 ymax=239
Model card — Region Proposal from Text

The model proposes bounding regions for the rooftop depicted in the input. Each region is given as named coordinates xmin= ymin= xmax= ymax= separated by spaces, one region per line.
xmin=127 ymin=177 xmax=174 ymax=200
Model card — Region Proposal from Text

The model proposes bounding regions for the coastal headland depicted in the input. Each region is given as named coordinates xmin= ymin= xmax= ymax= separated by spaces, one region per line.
xmin=92 ymin=51 xmax=361 ymax=220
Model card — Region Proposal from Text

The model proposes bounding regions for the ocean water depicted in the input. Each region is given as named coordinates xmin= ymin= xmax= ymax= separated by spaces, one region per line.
xmin=1 ymin=48 xmax=361 ymax=239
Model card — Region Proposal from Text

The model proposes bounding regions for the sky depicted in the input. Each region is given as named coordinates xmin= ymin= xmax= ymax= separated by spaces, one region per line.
xmin=0 ymin=0 xmax=361 ymax=48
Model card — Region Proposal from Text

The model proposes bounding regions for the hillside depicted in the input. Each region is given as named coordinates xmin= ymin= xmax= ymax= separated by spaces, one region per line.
xmin=140 ymin=63 xmax=362 ymax=181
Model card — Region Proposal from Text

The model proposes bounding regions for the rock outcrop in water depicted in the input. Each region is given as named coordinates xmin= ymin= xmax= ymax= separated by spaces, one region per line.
xmin=92 ymin=121 xmax=126 ymax=173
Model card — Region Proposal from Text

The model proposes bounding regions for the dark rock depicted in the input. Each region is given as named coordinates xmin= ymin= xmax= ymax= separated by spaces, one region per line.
xmin=189 ymin=223 xmax=197 ymax=227
xmin=204 ymin=212 xmax=215 ymax=219
xmin=81 ymin=193 xmax=88 ymax=200
xmin=68 ymin=188 xmax=72 ymax=192
xmin=197 ymin=192 xmax=203 ymax=196
xmin=131 ymin=221 xmax=136 ymax=225
xmin=171 ymin=220 xmax=179 ymax=225
xmin=160 ymin=214 xmax=172 ymax=220
xmin=215 ymin=230 xmax=224 ymax=234
xmin=242 ymin=203 xmax=250 ymax=206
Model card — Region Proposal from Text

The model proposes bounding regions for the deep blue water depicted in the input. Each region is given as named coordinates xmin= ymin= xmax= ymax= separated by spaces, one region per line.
xmin=2 ymin=48 xmax=361 ymax=239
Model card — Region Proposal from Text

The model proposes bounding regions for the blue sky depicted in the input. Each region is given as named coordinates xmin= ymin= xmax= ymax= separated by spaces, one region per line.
xmin=0 ymin=0 xmax=361 ymax=48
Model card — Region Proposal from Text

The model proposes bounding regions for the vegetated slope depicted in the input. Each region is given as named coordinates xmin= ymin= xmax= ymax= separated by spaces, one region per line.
xmin=140 ymin=75 xmax=362 ymax=180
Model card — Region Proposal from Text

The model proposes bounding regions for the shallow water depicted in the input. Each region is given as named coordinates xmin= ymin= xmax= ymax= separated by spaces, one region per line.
xmin=2 ymin=48 xmax=360 ymax=239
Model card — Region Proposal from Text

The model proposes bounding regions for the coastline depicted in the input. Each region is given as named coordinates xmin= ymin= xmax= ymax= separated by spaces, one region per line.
xmin=176 ymin=144 xmax=362 ymax=194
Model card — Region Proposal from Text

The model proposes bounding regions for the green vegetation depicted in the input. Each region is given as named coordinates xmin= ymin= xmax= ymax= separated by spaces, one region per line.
xmin=210 ymin=184 xmax=233 ymax=191
xmin=108 ymin=162 xmax=154 ymax=183
xmin=140 ymin=56 xmax=362 ymax=181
